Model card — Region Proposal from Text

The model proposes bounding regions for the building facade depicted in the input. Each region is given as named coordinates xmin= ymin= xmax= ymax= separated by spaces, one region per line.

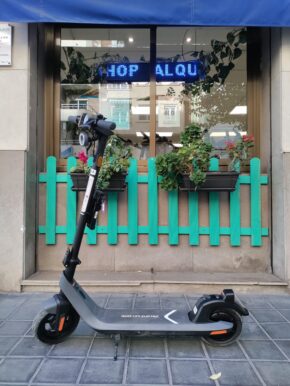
xmin=0 ymin=5 xmax=289 ymax=291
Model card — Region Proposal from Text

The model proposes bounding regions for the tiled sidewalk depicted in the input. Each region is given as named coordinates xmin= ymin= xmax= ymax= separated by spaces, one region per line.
xmin=1 ymin=292 xmax=290 ymax=385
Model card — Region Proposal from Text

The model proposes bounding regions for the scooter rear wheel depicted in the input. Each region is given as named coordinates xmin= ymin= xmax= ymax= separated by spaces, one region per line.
xmin=201 ymin=308 xmax=242 ymax=346
xmin=33 ymin=307 xmax=80 ymax=344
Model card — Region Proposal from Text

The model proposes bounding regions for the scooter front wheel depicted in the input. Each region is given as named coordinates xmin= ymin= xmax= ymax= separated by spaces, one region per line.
xmin=201 ymin=308 xmax=242 ymax=346
xmin=33 ymin=307 xmax=80 ymax=344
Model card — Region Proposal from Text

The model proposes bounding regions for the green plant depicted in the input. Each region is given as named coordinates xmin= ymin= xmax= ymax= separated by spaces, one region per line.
xmin=226 ymin=134 xmax=254 ymax=172
xmin=70 ymin=136 xmax=132 ymax=189
xmin=156 ymin=124 xmax=213 ymax=191
xmin=97 ymin=135 xmax=132 ymax=190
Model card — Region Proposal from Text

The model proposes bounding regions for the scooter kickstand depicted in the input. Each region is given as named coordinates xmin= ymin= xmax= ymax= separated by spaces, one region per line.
xmin=113 ymin=334 xmax=121 ymax=361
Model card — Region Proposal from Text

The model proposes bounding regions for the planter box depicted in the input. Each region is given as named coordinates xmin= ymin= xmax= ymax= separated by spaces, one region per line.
xmin=179 ymin=172 xmax=239 ymax=192
xmin=70 ymin=172 xmax=127 ymax=192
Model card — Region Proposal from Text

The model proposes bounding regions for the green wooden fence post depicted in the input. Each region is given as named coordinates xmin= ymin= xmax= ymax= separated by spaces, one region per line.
xmin=209 ymin=158 xmax=220 ymax=246
xmin=127 ymin=158 xmax=138 ymax=244
xmin=66 ymin=157 xmax=77 ymax=244
xmin=168 ymin=190 xmax=179 ymax=245
xmin=148 ymin=158 xmax=158 ymax=245
xmin=107 ymin=191 xmax=118 ymax=244
xmin=230 ymin=161 xmax=241 ymax=246
xmin=188 ymin=191 xmax=199 ymax=245
xmin=250 ymin=158 xmax=262 ymax=246
xmin=46 ymin=156 xmax=57 ymax=244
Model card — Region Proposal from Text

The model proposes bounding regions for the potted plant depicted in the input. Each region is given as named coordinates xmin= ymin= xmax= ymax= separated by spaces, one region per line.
xmin=225 ymin=134 xmax=255 ymax=172
xmin=69 ymin=151 xmax=90 ymax=190
xmin=69 ymin=135 xmax=132 ymax=192
xmin=156 ymin=123 xmax=247 ymax=192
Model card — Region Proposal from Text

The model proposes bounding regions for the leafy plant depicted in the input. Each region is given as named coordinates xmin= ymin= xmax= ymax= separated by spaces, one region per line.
xmin=70 ymin=136 xmax=132 ymax=189
xmin=97 ymin=135 xmax=132 ymax=190
xmin=226 ymin=134 xmax=254 ymax=171
xmin=156 ymin=124 xmax=213 ymax=191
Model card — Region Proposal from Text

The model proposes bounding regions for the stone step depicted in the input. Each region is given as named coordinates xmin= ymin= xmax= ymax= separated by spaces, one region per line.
xmin=21 ymin=271 xmax=289 ymax=293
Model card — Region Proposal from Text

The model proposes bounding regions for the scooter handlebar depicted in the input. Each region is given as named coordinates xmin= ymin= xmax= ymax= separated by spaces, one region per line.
xmin=97 ymin=119 xmax=116 ymax=132
xmin=68 ymin=114 xmax=116 ymax=137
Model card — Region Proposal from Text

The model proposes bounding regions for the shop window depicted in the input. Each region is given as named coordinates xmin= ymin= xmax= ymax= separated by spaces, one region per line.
xmin=48 ymin=26 xmax=258 ymax=165
xmin=156 ymin=27 xmax=247 ymax=158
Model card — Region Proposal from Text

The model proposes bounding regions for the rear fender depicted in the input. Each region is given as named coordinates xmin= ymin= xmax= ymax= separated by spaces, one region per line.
xmin=189 ymin=290 xmax=249 ymax=323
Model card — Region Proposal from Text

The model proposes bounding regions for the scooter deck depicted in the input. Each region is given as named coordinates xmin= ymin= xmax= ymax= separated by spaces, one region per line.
xmin=60 ymin=273 xmax=233 ymax=334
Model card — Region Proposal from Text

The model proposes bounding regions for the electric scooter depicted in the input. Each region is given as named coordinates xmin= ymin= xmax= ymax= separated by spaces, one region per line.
xmin=33 ymin=112 xmax=248 ymax=358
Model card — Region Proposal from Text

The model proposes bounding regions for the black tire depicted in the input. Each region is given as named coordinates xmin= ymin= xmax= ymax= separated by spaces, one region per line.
xmin=201 ymin=308 xmax=242 ymax=346
xmin=33 ymin=307 xmax=80 ymax=344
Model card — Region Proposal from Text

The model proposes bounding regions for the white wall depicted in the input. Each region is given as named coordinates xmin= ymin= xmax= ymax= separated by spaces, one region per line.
xmin=0 ymin=23 xmax=28 ymax=151
xmin=0 ymin=23 xmax=29 ymax=291
xmin=271 ymin=28 xmax=290 ymax=283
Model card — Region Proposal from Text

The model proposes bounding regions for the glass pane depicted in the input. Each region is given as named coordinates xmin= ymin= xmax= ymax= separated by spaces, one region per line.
xmin=60 ymin=28 xmax=150 ymax=159
xmin=156 ymin=27 xmax=247 ymax=157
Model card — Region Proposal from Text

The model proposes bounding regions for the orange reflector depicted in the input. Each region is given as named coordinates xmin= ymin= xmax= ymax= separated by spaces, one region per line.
xmin=58 ymin=316 xmax=66 ymax=332
xmin=210 ymin=329 xmax=228 ymax=336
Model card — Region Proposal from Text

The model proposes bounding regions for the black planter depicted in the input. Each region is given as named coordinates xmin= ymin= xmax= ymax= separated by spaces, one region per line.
xmin=179 ymin=171 xmax=239 ymax=192
xmin=70 ymin=172 xmax=127 ymax=192
xmin=70 ymin=173 xmax=88 ymax=191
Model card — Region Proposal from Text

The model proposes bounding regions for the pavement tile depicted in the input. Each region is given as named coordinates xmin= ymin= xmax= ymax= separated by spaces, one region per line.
xmin=134 ymin=294 xmax=161 ymax=309
xmin=237 ymin=295 xmax=272 ymax=309
xmin=261 ymin=322 xmax=290 ymax=339
xmin=80 ymin=358 xmax=124 ymax=384
xmin=0 ymin=320 xmax=32 ymax=335
xmin=240 ymin=323 xmax=268 ymax=340
xmin=0 ymin=336 xmax=20 ymax=355
xmin=211 ymin=360 xmax=261 ymax=386
xmin=0 ymin=357 xmax=42 ymax=383
xmin=106 ymin=294 xmax=134 ymax=309
xmin=241 ymin=340 xmax=286 ymax=360
xmin=49 ymin=337 xmax=92 ymax=357
xmin=277 ymin=309 xmax=290 ymax=321
xmin=206 ymin=342 xmax=245 ymax=359
xmin=34 ymin=358 xmax=84 ymax=383
xmin=185 ymin=295 xmax=202 ymax=308
xmin=274 ymin=340 xmax=290 ymax=359
xmin=250 ymin=309 xmax=286 ymax=322
xmin=126 ymin=359 xmax=168 ymax=384
xmin=89 ymin=337 xmax=126 ymax=357
xmin=9 ymin=298 xmax=50 ymax=321
xmin=130 ymin=338 xmax=165 ymax=357
xmin=170 ymin=359 xmax=212 ymax=386
xmin=10 ymin=336 xmax=51 ymax=356
xmin=254 ymin=361 xmax=290 ymax=385
xmin=268 ymin=296 xmax=290 ymax=309
xmin=160 ymin=295 xmax=188 ymax=310
xmin=167 ymin=337 xmax=204 ymax=358
xmin=0 ymin=295 xmax=28 ymax=319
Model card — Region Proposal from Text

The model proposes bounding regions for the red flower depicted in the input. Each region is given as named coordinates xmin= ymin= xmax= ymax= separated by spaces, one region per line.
xmin=242 ymin=134 xmax=254 ymax=143
xmin=225 ymin=141 xmax=235 ymax=150
xmin=78 ymin=151 xmax=88 ymax=165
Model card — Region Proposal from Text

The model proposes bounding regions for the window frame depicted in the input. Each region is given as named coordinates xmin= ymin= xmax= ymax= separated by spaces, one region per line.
xmin=42 ymin=24 xmax=261 ymax=171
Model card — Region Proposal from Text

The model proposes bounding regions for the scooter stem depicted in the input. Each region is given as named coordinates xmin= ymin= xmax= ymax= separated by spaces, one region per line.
xmin=64 ymin=134 xmax=110 ymax=282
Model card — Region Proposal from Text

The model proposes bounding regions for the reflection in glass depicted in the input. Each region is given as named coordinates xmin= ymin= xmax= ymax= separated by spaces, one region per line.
xmin=60 ymin=28 xmax=150 ymax=159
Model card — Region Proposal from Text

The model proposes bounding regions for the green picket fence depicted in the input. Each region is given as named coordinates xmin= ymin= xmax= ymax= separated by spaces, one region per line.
xmin=38 ymin=156 xmax=269 ymax=247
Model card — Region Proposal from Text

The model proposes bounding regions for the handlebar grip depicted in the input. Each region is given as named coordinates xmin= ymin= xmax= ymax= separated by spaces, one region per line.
xmin=98 ymin=120 xmax=116 ymax=131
